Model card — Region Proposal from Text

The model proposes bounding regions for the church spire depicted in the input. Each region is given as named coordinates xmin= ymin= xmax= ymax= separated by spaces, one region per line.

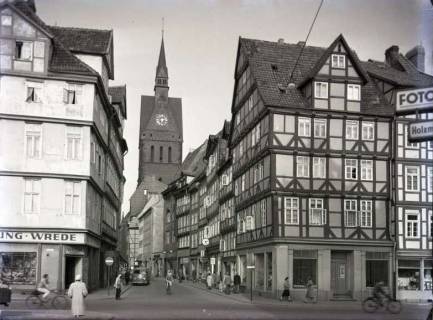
xmin=155 ymin=31 xmax=168 ymax=91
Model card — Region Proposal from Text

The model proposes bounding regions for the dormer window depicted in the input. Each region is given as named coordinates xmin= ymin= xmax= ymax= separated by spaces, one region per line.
xmin=314 ymin=82 xmax=328 ymax=99
xmin=1 ymin=15 xmax=12 ymax=26
xmin=347 ymin=84 xmax=361 ymax=101
xmin=15 ymin=41 xmax=33 ymax=61
xmin=331 ymin=54 xmax=345 ymax=69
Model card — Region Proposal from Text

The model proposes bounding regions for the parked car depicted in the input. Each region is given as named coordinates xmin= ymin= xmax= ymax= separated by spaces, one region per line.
xmin=132 ymin=269 xmax=150 ymax=286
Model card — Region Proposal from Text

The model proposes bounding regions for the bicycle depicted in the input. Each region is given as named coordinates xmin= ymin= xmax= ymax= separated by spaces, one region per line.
xmin=25 ymin=290 xmax=69 ymax=309
xmin=362 ymin=295 xmax=402 ymax=314
xmin=166 ymin=280 xmax=172 ymax=295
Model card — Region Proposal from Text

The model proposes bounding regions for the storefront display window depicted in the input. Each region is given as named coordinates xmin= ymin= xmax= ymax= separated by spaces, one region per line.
xmin=266 ymin=252 xmax=272 ymax=291
xmin=366 ymin=259 xmax=388 ymax=287
xmin=293 ymin=250 xmax=317 ymax=286
xmin=0 ymin=252 xmax=37 ymax=285
xmin=254 ymin=253 xmax=264 ymax=290
xmin=398 ymin=260 xmax=420 ymax=290
xmin=424 ymin=260 xmax=432 ymax=291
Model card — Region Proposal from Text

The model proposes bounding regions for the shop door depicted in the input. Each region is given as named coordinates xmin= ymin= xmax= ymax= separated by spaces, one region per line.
xmin=331 ymin=260 xmax=347 ymax=295
xmin=65 ymin=256 xmax=81 ymax=289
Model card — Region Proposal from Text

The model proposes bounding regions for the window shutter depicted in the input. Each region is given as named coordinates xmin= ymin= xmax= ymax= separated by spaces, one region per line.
xmin=26 ymin=87 xmax=34 ymax=102
xmin=63 ymin=88 xmax=69 ymax=103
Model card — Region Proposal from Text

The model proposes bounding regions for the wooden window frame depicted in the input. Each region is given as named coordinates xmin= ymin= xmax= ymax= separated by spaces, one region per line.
xmin=284 ymin=197 xmax=299 ymax=225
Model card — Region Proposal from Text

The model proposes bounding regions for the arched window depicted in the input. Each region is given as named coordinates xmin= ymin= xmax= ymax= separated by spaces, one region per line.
xmin=168 ymin=146 xmax=172 ymax=163
xmin=150 ymin=145 xmax=154 ymax=162
xmin=160 ymin=146 xmax=163 ymax=162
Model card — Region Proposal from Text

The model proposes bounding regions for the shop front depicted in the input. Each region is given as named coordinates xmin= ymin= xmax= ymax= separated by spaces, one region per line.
xmin=397 ymin=257 xmax=432 ymax=301
xmin=0 ymin=229 xmax=101 ymax=290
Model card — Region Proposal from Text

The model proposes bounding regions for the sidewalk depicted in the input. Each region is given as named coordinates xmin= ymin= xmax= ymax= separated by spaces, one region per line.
xmin=0 ymin=309 xmax=114 ymax=320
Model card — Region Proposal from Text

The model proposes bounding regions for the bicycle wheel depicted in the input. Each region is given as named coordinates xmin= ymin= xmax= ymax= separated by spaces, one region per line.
xmin=25 ymin=295 xmax=41 ymax=309
xmin=362 ymin=298 xmax=378 ymax=313
xmin=387 ymin=300 xmax=402 ymax=314
xmin=52 ymin=295 xmax=68 ymax=309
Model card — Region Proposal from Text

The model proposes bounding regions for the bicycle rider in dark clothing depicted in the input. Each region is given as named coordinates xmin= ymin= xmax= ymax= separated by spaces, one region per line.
xmin=373 ymin=281 xmax=388 ymax=305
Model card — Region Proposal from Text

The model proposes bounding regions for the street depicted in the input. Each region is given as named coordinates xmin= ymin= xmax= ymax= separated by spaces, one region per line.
xmin=2 ymin=279 xmax=431 ymax=320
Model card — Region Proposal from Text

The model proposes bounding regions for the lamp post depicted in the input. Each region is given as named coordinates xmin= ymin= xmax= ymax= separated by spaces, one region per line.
xmin=246 ymin=265 xmax=255 ymax=303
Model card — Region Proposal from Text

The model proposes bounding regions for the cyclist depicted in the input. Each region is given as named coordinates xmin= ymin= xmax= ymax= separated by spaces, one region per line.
xmin=166 ymin=270 xmax=173 ymax=294
xmin=373 ymin=281 xmax=388 ymax=306
xmin=37 ymin=274 xmax=50 ymax=301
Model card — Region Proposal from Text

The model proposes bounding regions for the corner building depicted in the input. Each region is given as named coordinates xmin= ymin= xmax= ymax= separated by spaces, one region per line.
xmin=0 ymin=1 xmax=127 ymax=290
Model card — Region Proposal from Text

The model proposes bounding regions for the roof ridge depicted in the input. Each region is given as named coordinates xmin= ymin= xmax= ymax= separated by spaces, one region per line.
xmin=48 ymin=25 xmax=112 ymax=33
xmin=240 ymin=37 xmax=328 ymax=50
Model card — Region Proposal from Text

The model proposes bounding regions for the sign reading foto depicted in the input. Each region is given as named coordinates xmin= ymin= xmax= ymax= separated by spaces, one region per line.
xmin=0 ymin=230 xmax=85 ymax=244
xmin=396 ymin=87 xmax=433 ymax=114
xmin=408 ymin=120 xmax=433 ymax=142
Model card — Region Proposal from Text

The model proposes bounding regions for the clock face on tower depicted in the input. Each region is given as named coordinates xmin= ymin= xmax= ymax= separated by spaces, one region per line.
xmin=155 ymin=113 xmax=168 ymax=126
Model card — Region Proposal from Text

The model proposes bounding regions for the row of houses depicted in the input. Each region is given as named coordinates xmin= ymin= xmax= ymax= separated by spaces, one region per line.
xmin=161 ymin=35 xmax=432 ymax=301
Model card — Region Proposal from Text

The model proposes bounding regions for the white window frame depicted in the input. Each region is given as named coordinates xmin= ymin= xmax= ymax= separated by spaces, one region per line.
xmin=297 ymin=156 xmax=310 ymax=178
xmin=66 ymin=127 xmax=82 ymax=160
xmin=245 ymin=215 xmax=255 ymax=231
xmin=361 ymin=160 xmax=373 ymax=181
xmin=298 ymin=118 xmax=311 ymax=137
xmin=15 ymin=40 xmax=33 ymax=61
xmin=1 ymin=15 xmax=12 ymax=26
xmin=284 ymin=197 xmax=299 ymax=225
xmin=428 ymin=167 xmax=433 ymax=193
xmin=25 ymin=124 xmax=42 ymax=159
xmin=346 ymin=120 xmax=359 ymax=140
xmin=25 ymin=82 xmax=42 ymax=103
xmin=360 ymin=200 xmax=372 ymax=228
xmin=345 ymin=159 xmax=358 ymax=180
xmin=64 ymin=180 xmax=81 ymax=215
xmin=309 ymin=198 xmax=326 ymax=225
xmin=313 ymin=157 xmax=326 ymax=179
xmin=314 ymin=82 xmax=328 ymax=99
xmin=362 ymin=122 xmax=375 ymax=141
xmin=405 ymin=166 xmax=420 ymax=192
xmin=406 ymin=213 xmax=419 ymax=238
xmin=220 ymin=239 xmax=226 ymax=252
xmin=23 ymin=178 xmax=40 ymax=214
xmin=344 ymin=199 xmax=357 ymax=227
xmin=347 ymin=84 xmax=361 ymax=101
xmin=260 ymin=200 xmax=266 ymax=227
xmin=331 ymin=54 xmax=345 ymax=69
xmin=428 ymin=212 xmax=432 ymax=239
xmin=314 ymin=118 xmax=327 ymax=138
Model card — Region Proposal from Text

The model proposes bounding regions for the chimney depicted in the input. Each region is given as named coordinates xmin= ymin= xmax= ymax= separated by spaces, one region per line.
xmin=277 ymin=38 xmax=284 ymax=45
xmin=405 ymin=45 xmax=425 ymax=72
xmin=385 ymin=45 xmax=400 ymax=69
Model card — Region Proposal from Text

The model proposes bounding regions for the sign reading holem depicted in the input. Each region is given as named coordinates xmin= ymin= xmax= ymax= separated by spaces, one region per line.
xmin=396 ymin=87 xmax=433 ymax=114
xmin=408 ymin=120 xmax=433 ymax=142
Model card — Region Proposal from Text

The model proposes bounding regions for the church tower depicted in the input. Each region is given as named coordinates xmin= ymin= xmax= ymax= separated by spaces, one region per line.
xmin=137 ymin=37 xmax=183 ymax=187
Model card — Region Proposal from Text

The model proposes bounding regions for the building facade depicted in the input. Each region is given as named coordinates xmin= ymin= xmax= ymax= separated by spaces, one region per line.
xmin=0 ymin=0 xmax=127 ymax=290
xmin=162 ymin=35 xmax=432 ymax=301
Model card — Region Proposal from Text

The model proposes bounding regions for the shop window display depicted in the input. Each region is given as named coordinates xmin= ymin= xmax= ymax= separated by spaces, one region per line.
xmin=0 ymin=252 xmax=37 ymax=285
xmin=398 ymin=260 xmax=420 ymax=290
xmin=293 ymin=250 xmax=317 ymax=286
xmin=424 ymin=260 xmax=432 ymax=291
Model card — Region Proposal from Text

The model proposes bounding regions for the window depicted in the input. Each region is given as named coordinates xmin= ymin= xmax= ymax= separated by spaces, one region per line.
xmin=362 ymin=122 xmax=374 ymax=140
xmin=331 ymin=54 xmax=345 ymax=68
xmin=159 ymin=146 xmax=163 ymax=162
xmin=347 ymin=84 xmax=361 ymax=101
xmin=260 ymin=200 xmax=266 ymax=227
xmin=428 ymin=167 xmax=433 ymax=192
xmin=346 ymin=121 xmax=359 ymax=140
xmin=366 ymin=260 xmax=388 ymax=287
xmin=26 ymin=85 xmax=41 ymax=103
xmin=241 ymin=174 xmax=246 ymax=192
xmin=344 ymin=199 xmax=357 ymax=227
xmin=293 ymin=250 xmax=317 ymax=286
xmin=90 ymin=142 xmax=95 ymax=164
xmin=1 ymin=15 xmax=12 ymax=26
xmin=24 ymin=179 xmax=40 ymax=214
xmin=298 ymin=118 xmax=311 ymax=137
xmin=313 ymin=157 xmax=326 ymax=179
xmin=309 ymin=198 xmax=325 ymax=225
xmin=25 ymin=124 xmax=41 ymax=159
xmin=150 ymin=145 xmax=154 ymax=162
xmin=15 ymin=41 xmax=32 ymax=61
xmin=245 ymin=216 xmax=255 ymax=231
xmin=63 ymin=84 xmax=82 ymax=104
xmin=361 ymin=160 xmax=373 ymax=181
xmin=297 ymin=156 xmax=310 ymax=178
xmin=314 ymin=82 xmax=328 ymax=99
xmin=284 ymin=197 xmax=299 ymax=225
xmin=314 ymin=119 xmax=326 ymax=138
xmin=345 ymin=159 xmax=358 ymax=180
xmin=360 ymin=200 xmax=372 ymax=227
xmin=168 ymin=146 xmax=172 ymax=163
xmin=406 ymin=214 xmax=419 ymax=238
xmin=65 ymin=181 xmax=81 ymax=215
xmin=405 ymin=166 xmax=419 ymax=191
xmin=0 ymin=252 xmax=37 ymax=285
xmin=66 ymin=127 xmax=82 ymax=160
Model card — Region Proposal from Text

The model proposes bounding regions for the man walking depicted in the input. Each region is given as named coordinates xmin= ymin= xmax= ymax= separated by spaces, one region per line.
xmin=68 ymin=275 xmax=88 ymax=318
xmin=114 ymin=274 xmax=122 ymax=300
xmin=233 ymin=273 xmax=241 ymax=293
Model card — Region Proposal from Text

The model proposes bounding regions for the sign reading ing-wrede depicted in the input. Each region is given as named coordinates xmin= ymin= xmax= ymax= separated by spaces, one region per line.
xmin=396 ymin=87 xmax=433 ymax=114
xmin=0 ymin=230 xmax=85 ymax=244
xmin=408 ymin=120 xmax=433 ymax=142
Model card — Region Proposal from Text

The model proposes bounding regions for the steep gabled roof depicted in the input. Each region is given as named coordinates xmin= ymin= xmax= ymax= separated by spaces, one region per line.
xmin=181 ymin=140 xmax=208 ymax=177
xmin=238 ymin=36 xmax=394 ymax=116
xmin=109 ymin=85 xmax=127 ymax=118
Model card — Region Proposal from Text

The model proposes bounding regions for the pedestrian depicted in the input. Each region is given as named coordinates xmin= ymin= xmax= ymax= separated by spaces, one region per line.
xmin=206 ymin=272 xmax=212 ymax=289
xmin=304 ymin=277 xmax=316 ymax=303
xmin=67 ymin=275 xmax=88 ymax=318
xmin=280 ymin=277 xmax=292 ymax=302
xmin=125 ymin=270 xmax=130 ymax=286
xmin=233 ymin=273 xmax=241 ymax=294
xmin=0 ymin=278 xmax=11 ymax=307
xmin=212 ymin=272 xmax=217 ymax=289
xmin=114 ymin=274 xmax=122 ymax=300
xmin=223 ymin=273 xmax=231 ymax=294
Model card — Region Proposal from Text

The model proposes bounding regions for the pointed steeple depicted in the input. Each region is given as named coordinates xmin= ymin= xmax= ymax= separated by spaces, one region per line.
xmin=155 ymin=37 xmax=169 ymax=90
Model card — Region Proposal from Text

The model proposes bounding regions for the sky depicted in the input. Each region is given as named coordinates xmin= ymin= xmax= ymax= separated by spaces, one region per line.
xmin=34 ymin=0 xmax=433 ymax=214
